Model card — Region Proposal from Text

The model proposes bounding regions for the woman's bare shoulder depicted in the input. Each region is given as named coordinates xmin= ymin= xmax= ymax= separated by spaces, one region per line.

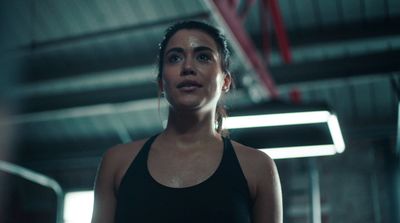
xmin=230 ymin=140 xmax=277 ymax=195
xmin=103 ymin=138 xmax=148 ymax=162
xmin=230 ymin=141 xmax=282 ymax=223
xmin=230 ymin=140 xmax=275 ymax=169
xmin=232 ymin=141 xmax=279 ymax=206
xmin=99 ymin=138 xmax=150 ymax=187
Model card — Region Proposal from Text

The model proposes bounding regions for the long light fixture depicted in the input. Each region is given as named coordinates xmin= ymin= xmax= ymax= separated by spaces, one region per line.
xmin=223 ymin=110 xmax=345 ymax=159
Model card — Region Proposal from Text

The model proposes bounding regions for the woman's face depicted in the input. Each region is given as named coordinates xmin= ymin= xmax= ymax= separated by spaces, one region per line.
xmin=160 ymin=29 xmax=231 ymax=112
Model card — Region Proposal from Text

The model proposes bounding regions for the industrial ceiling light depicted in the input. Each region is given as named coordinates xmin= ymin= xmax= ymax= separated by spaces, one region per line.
xmin=224 ymin=111 xmax=332 ymax=128
xmin=223 ymin=103 xmax=345 ymax=159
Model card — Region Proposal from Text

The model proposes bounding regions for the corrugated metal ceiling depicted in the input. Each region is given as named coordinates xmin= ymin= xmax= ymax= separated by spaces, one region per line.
xmin=0 ymin=0 xmax=398 ymax=175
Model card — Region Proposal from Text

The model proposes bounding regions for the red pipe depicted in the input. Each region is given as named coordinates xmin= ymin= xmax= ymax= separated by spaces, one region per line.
xmin=260 ymin=0 xmax=270 ymax=62
xmin=212 ymin=0 xmax=279 ymax=98
xmin=266 ymin=0 xmax=292 ymax=63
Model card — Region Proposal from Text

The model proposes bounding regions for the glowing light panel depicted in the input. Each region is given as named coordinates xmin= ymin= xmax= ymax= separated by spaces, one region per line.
xmin=223 ymin=111 xmax=345 ymax=159
xmin=64 ymin=191 xmax=94 ymax=223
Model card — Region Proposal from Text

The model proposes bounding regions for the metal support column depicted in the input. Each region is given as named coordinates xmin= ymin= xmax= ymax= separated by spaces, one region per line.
xmin=308 ymin=158 xmax=321 ymax=223
xmin=395 ymin=101 xmax=400 ymax=223
xmin=392 ymin=78 xmax=400 ymax=223
xmin=395 ymin=160 xmax=400 ymax=223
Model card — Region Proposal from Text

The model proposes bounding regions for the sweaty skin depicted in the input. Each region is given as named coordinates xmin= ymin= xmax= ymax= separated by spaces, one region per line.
xmin=161 ymin=29 xmax=229 ymax=113
xmin=91 ymin=28 xmax=282 ymax=223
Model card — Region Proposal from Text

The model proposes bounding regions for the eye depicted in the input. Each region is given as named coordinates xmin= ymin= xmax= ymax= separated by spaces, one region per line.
xmin=197 ymin=53 xmax=212 ymax=62
xmin=167 ymin=54 xmax=182 ymax=64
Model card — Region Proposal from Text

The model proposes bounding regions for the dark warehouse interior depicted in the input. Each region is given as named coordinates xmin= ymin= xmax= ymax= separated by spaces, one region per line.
xmin=0 ymin=0 xmax=399 ymax=222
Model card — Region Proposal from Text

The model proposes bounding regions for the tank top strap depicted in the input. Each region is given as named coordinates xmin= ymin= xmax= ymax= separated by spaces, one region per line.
xmin=117 ymin=133 xmax=159 ymax=194
xmin=138 ymin=134 xmax=159 ymax=157
xmin=221 ymin=136 xmax=242 ymax=171
xmin=221 ymin=137 xmax=252 ymax=204
xmin=115 ymin=135 xmax=253 ymax=222
xmin=128 ymin=134 xmax=158 ymax=165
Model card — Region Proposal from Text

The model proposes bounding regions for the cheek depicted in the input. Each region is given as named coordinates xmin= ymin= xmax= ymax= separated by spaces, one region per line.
xmin=162 ymin=67 xmax=178 ymax=85
xmin=162 ymin=78 xmax=174 ymax=92
xmin=205 ymin=75 xmax=224 ymax=95
xmin=216 ymin=73 xmax=226 ymax=88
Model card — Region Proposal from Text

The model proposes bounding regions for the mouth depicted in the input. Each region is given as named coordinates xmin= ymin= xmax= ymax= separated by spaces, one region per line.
xmin=176 ymin=80 xmax=203 ymax=90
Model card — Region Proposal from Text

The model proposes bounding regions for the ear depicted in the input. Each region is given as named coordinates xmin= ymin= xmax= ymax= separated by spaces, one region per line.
xmin=222 ymin=72 xmax=232 ymax=92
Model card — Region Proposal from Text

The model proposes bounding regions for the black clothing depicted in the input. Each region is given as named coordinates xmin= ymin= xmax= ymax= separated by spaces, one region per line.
xmin=115 ymin=134 xmax=253 ymax=223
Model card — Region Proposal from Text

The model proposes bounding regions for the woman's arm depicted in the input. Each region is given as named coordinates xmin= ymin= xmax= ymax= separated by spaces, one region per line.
xmin=91 ymin=149 xmax=118 ymax=223
xmin=252 ymin=154 xmax=283 ymax=223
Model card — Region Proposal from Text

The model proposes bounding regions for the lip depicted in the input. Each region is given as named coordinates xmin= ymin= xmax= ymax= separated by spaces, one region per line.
xmin=176 ymin=80 xmax=203 ymax=89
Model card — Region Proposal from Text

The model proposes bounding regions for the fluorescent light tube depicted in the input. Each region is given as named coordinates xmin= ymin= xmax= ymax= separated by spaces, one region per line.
xmin=223 ymin=111 xmax=331 ymax=129
xmin=260 ymin=145 xmax=337 ymax=159
xmin=327 ymin=114 xmax=345 ymax=153
xmin=223 ymin=111 xmax=345 ymax=159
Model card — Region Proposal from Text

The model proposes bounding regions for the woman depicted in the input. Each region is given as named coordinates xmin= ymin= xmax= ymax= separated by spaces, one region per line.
xmin=91 ymin=20 xmax=282 ymax=223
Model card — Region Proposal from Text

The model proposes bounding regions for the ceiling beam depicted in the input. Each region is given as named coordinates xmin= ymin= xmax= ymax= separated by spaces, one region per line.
xmin=271 ymin=50 xmax=400 ymax=84
xmin=253 ymin=17 xmax=400 ymax=49
xmin=19 ymin=12 xmax=210 ymax=52
xmin=9 ymin=65 xmax=155 ymax=98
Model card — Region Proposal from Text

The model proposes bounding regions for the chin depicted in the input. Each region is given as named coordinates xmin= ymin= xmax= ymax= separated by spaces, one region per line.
xmin=168 ymin=99 xmax=204 ymax=111
xmin=173 ymin=102 xmax=202 ymax=111
xmin=167 ymin=95 xmax=200 ymax=107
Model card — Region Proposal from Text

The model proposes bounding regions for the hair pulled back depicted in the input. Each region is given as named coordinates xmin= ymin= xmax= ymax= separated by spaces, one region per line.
xmin=157 ymin=20 xmax=232 ymax=135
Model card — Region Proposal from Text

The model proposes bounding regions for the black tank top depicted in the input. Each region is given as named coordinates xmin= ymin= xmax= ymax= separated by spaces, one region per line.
xmin=115 ymin=134 xmax=253 ymax=223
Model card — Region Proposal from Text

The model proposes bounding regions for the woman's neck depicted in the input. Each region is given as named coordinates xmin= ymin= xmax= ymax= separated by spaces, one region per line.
xmin=162 ymin=109 xmax=219 ymax=142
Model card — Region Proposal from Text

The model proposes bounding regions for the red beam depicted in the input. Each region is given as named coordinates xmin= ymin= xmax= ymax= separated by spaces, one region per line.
xmin=266 ymin=0 xmax=292 ymax=63
xmin=211 ymin=0 xmax=279 ymax=98
xmin=260 ymin=0 xmax=270 ymax=62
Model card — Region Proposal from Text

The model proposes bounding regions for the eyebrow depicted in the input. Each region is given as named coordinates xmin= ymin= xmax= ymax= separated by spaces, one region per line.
xmin=165 ymin=46 xmax=215 ymax=55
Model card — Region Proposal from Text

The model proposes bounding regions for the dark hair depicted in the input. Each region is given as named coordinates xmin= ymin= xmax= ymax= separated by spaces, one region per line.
xmin=157 ymin=20 xmax=232 ymax=135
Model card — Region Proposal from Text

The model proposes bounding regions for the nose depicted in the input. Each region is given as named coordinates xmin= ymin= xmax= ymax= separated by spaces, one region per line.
xmin=181 ymin=57 xmax=196 ymax=76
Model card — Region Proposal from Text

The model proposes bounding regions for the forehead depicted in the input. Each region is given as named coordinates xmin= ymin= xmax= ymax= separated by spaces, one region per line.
xmin=165 ymin=29 xmax=219 ymax=52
